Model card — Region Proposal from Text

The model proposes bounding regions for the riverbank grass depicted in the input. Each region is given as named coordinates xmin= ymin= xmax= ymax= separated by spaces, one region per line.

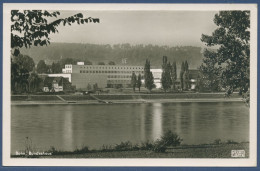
xmin=11 ymin=131 xmax=249 ymax=158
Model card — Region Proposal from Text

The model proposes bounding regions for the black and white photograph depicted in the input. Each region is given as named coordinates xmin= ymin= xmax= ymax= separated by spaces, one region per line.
xmin=2 ymin=3 xmax=257 ymax=167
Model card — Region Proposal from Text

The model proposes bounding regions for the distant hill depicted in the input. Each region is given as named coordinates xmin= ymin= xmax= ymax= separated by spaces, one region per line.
xmin=20 ymin=42 xmax=204 ymax=70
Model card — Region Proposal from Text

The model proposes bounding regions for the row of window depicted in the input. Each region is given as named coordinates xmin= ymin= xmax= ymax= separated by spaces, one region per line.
xmin=65 ymin=65 xmax=72 ymax=68
xmin=108 ymin=75 xmax=145 ymax=79
xmin=79 ymin=66 xmax=144 ymax=70
xmin=79 ymin=70 xmax=144 ymax=74
xmin=108 ymin=75 xmax=128 ymax=79
xmin=108 ymin=80 xmax=131 ymax=83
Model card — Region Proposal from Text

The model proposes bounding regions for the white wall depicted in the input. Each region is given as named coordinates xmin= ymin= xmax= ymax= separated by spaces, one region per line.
xmin=48 ymin=74 xmax=72 ymax=82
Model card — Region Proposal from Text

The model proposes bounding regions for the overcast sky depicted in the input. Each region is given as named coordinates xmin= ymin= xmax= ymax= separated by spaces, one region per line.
xmin=50 ymin=10 xmax=218 ymax=47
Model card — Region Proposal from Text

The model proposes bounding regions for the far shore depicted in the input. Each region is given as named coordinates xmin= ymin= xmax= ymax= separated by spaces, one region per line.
xmin=11 ymin=98 xmax=244 ymax=105
xmin=11 ymin=92 xmax=244 ymax=105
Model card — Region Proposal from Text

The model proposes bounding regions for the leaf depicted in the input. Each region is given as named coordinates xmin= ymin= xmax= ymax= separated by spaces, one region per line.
xmin=75 ymin=13 xmax=83 ymax=18
xmin=93 ymin=18 xmax=100 ymax=23
xmin=14 ymin=49 xmax=20 ymax=56
xmin=80 ymin=19 xmax=84 ymax=24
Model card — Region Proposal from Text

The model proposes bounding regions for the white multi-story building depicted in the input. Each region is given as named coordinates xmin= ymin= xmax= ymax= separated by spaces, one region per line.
xmin=61 ymin=62 xmax=145 ymax=89
xmin=62 ymin=64 xmax=73 ymax=73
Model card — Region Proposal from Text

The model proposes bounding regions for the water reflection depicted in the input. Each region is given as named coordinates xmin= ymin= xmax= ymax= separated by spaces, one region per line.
xmin=11 ymin=102 xmax=249 ymax=153
xmin=63 ymin=106 xmax=73 ymax=150
xmin=151 ymin=103 xmax=162 ymax=141
xmin=139 ymin=104 xmax=146 ymax=142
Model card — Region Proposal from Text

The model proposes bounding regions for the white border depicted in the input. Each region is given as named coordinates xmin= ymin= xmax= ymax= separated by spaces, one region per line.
xmin=2 ymin=3 xmax=258 ymax=167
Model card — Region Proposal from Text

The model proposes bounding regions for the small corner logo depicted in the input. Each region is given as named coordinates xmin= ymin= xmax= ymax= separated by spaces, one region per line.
xmin=231 ymin=150 xmax=245 ymax=157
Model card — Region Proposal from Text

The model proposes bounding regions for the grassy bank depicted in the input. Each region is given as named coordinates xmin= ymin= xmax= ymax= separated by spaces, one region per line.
xmin=12 ymin=131 xmax=249 ymax=158
xmin=12 ymin=143 xmax=249 ymax=158
xmin=45 ymin=143 xmax=249 ymax=158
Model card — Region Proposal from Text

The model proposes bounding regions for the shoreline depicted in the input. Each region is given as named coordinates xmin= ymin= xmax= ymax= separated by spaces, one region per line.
xmin=11 ymin=98 xmax=244 ymax=105
xmin=12 ymin=142 xmax=249 ymax=158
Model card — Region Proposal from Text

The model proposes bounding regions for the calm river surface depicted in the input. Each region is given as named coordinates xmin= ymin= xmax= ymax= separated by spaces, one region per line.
xmin=11 ymin=102 xmax=249 ymax=153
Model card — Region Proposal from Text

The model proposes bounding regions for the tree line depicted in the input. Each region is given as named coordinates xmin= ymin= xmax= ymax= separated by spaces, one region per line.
xmin=130 ymin=58 xmax=156 ymax=93
xmin=134 ymin=56 xmax=191 ymax=93
xmin=130 ymin=72 xmax=142 ymax=92
xmin=20 ymin=42 xmax=203 ymax=69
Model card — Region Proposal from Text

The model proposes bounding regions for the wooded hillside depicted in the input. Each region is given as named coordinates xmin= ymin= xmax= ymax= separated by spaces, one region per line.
xmin=20 ymin=43 xmax=204 ymax=69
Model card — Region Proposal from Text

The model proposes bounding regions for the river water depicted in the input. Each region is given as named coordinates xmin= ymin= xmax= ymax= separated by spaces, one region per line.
xmin=11 ymin=102 xmax=249 ymax=153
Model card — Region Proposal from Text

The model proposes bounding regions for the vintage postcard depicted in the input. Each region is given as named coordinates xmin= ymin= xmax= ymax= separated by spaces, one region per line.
xmin=2 ymin=3 xmax=257 ymax=167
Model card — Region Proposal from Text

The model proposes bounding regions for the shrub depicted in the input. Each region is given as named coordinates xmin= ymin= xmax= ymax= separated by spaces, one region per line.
xmin=74 ymin=146 xmax=90 ymax=154
xmin=140 ymin=141 xmax=154 ymax=150
xmin=100 ymin=144 xmax=113 ymax=152
xmin=242 ymin=90 xmax=250 ymax=106
xmin=226 ymin=139 xmax=238 ymax=144
xmin=160 ymin=130 xmax=182 ymax=147
xmin=47 ymin=146 xmax=58 ymax=155
xmin=114 ymin=141 xmax=132 ymax=151
xmin=152 ymin=130 xmax=182 ymax=153
xmin=153 ymin=140 xmax=167 ymax=153
xmin=132 ymin=144 xmax=140 ymax=150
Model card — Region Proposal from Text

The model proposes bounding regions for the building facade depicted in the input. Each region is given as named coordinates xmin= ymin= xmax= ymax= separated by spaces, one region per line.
xmin=60 ymin=62 xmax=199 ymax=91
xmin=71 ymin=73 xmax=107 ymax=90
xmin=62 ymin=63 xmax=145 ymax=90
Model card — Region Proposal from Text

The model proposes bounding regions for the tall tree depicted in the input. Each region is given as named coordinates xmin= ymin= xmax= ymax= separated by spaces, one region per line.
xmin=11 ymin=59 xmax=19 ymax=93
xmin=183 ymin=71 xmax=189 ymax=90
xmin=12 ymin=54 xmax=35 ymax=93
xmin=162 ymin=56 xmax=168 ymax=70
xmin=170 ymin=61 xmax=177 ymax=90
xmin=161 ymin=56 xmax=172 ymax=92
xmin=37 ymin=60 xmax=48 ymax=74
xmin=184 ymin=61 xmax=189 ymax=71
xmin=87 ymin=84 xmax=92 ymax=91
xmin=13 ymin=54 xmax=35 ymax=72
xmin=16 ymin=68 xmax=30 ymax=93
xmin=137 ymin=74 xmax=142 ymax=92
xmin=201 ymin=11 xmax=250 ymax=95
xmin=196 ymin=72 xmax=203 ymax=92
xmin=184 ymin=60 xmax=190 ymax=90
xmin=144 ymin=59 xmax=154 ymax=92
xmin=51 ymin=62 xmax=62 ymax=73
xmin=180 ymin=62 xmax=185 ymax=91
xmin=28 ymin=72 xmax=42 ymax=92
xmin=131 ymin=72 xmax=137 ymax=92
xmin=93 ymin=83 xmax=98 ymax=92
xmin=199 ymin=49 xmax=222 ymax=92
